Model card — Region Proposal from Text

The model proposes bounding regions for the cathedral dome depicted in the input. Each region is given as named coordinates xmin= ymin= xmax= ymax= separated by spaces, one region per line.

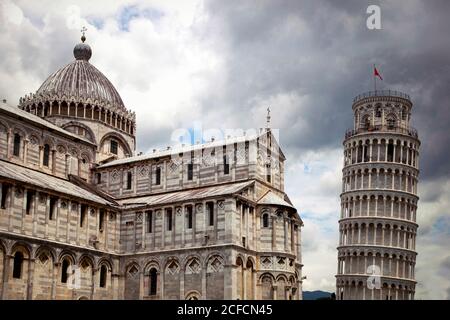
xmin=33 ymin=36 xmax=126 ymax=113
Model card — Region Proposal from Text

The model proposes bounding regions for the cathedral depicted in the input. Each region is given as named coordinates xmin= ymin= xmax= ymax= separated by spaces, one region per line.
xmin=0 ymin=34 xmax=303 ymax=300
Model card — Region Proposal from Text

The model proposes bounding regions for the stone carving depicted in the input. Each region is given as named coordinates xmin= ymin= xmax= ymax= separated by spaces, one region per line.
xmin=207 ymin=256 xmax=224 ymax=273
xmin=186 ymin=259 xmax=201 ymax=274
xmin=138 ymin=165 xmax=148 ymax=177
xmin=166 ymin=261 xmax=180 ymax=275
xmin=111 ymin=169 xmax=120 ymax=182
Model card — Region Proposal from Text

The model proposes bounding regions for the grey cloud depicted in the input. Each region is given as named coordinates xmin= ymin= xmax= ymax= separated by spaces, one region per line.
xmin=194 ymin=0 xmax=450 ymax=182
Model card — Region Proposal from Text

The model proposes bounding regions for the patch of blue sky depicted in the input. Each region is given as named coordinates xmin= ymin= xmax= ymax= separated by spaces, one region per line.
xmin=430 ymin=215 xmax=450 ymax=237
xmin=118 ymin=5 xmax=164 ymax=32
xmin=301 ymin=210 xmax=338 ymax=224
xmin=86 ymin=16 xmax=104 ymax=30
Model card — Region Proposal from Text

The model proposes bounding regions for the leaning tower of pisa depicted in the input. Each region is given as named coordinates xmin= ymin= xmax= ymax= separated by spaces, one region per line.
xmin=336 ymin=90 xmax=420 ymax=300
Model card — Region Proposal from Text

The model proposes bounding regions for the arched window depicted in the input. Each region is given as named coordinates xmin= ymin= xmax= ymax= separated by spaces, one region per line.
xmin=401 ymin=107 xmax=407 ymax=120
xmin=99 ymin=209 xmax=105 ymax=232
xmin=61 ymin=259 xmax=70 ymax=283
xmin=375 ymin=106 xmax=382 ymax=117
xmin=155 ymin=167 xmax=161 ymax=185
xmin=43 ymin=144 xmax=50 ymax=167
xmin=13 ymin=251 xmax=24 ymax=279
xmin=13 ymin=133 xmax=21 ymax=157
xmin=110 ymin=140 xmax=118 ymax=155
xmin=262 ymin=213 xmax=269 ymax=228
xmin=361 ymin=115 xmax=370 ymax=129
xmin=149 ymin=268 xmax=157 ymax=295
xmin=126 ymin=171 xmax=132 ymax=190
xmin=186 ymin=206 xmax=193 ymax=229
xmin=387 ymin=116 xmax=396 ymax=129
xmin=99 ymin=265 xmax=107 ymax=288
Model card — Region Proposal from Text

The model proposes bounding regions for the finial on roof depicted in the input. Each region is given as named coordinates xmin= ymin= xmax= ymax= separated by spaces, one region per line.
xmin=81 ymin=26 xmax=87 ymax=42
xmin=266 ymin=106 xmax=271 ymax=129
xmin=74 ymin=26 xmax=92 ymax=61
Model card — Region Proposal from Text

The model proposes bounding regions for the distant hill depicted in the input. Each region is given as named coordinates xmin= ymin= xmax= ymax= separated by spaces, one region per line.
xmin=303 ymin=290 xmax=334 ymax=300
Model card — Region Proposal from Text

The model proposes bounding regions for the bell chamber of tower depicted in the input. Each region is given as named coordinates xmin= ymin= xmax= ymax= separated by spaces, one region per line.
xmin=336 ymin=90 xmax=421 ymax=300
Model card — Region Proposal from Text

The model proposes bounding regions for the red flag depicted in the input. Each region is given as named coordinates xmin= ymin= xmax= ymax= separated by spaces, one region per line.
xmin=374 ymin=66 xmax=383 ymax=80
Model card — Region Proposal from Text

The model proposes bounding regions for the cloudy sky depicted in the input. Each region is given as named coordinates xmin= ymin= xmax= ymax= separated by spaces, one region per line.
xmin=1 ymin=0 xmax=449 ymax=299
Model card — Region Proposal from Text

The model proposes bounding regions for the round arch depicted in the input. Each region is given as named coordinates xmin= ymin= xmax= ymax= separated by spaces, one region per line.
xmin=99 ymin=132 xmax=132 ymax=155
xmin=62 ymin=121 xmax=97 ymax=144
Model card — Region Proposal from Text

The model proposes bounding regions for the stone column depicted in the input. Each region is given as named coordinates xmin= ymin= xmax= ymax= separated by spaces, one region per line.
xmin=272 ymin=212 xmax=276 ymax=251
xmin=6 ymin=128 xmax=12 ymax=158
xmin=201 ymin=266 xmax=206 ymax=300
xmin=23 ymin=139 xmax=29 ymax=164
xmin=55 ymin=199 xmax=61 ymax=240
xmin=1 ymin=254 xmax=10 ymax=299
xmin=51 ymin=262 xmax=59 ymax=300
xmin=139 ymin=271 xmax=144 ymax=300
xmin=39 ymin=145 xmax=44 ymax=169
xmin=52 ymin=149 xmax=56 ymax=175
xmin=66 ymin=201 xmax=71 ymax=243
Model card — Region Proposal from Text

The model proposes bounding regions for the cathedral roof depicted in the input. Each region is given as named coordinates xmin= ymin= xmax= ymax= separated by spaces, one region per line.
xmin=0 ymin=160 xmax=116 ymax=206
xmin=28 ymin=36 xmax=127 ymax=114
xmin=97 ymin=129 xmax=285 ymax=169
xmin=119 ymin=181 xmax=255 ymax=209
xmin=0 ymin=100 xmax=95 ymax=146
xmin=257 ymin=190 xmax=296 ymax=210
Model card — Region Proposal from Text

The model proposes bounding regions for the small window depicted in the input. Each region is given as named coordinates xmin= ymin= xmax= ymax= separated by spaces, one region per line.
xmin=126 ymin=172 xmax=132 ymax=190
xmin=402 ymin=107 xmax=407 ymax=120
xmin=1 ymin=184 xmax=10 ymax=209
xmin=13 ymin=133 xmax=21 ymax=157
xmin=207 ymin=202 xmax=214 ymax=226
xmin=146 ymin=210 xmax=153 ymax=233
xmin=166 ymin=208 xmax=173 ymax=231
xmin=362 ymin=116 xmax=370 ymax=129
xmin=12 ymin=251 xmax=24 ymax=279
xmin=242 ymin=236 xmax=246 ymax=247
xmin=223 ymin=155 xmax=230 ymax=175
xmin=262 ymin=213 xmax=269 ymax=228
xmin=49 ymin=197 xmax=57 ymax=220
xmin=266 ymin=164 xmax=272 ymax=183
xmin=96 ymin=173 xmax=101 ymax=184
xmin=387 ymin=117 xmax=396 ymax=129
xmin=80 ymin=204 xmax=87 ymax=228
xmin=187 ymin=163 xmax=193 ymax=181
xmin=186 ymin=206 xmax=193 ymax=229
xmin=155 ymin=167 xmax=161 ymax=185
xmin=375 ymin=107 xmax=382 ymax=117
xmin=99 ymin=265 xmax=107 ymax=288
xmin=43 ymin=144 xmax=50 ymax=167
xmin=387 ymin=143 xmax=394 ymax=162
xmin=99 ymin=209 xmax=105 ymax=231
xmin=149 ymin=268 xmax=157 ymax=295
xmin=61 ymin=259 xmax=70 ymax=283
xmin=26 ymin=191 xmax=35 ymax=215
xmin=110 ymin=140 xmax=118 ymax=155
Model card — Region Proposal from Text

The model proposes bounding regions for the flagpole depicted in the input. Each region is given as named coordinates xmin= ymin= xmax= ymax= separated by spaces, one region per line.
xmin=373 ymin=64 xmax=377 ymax=93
